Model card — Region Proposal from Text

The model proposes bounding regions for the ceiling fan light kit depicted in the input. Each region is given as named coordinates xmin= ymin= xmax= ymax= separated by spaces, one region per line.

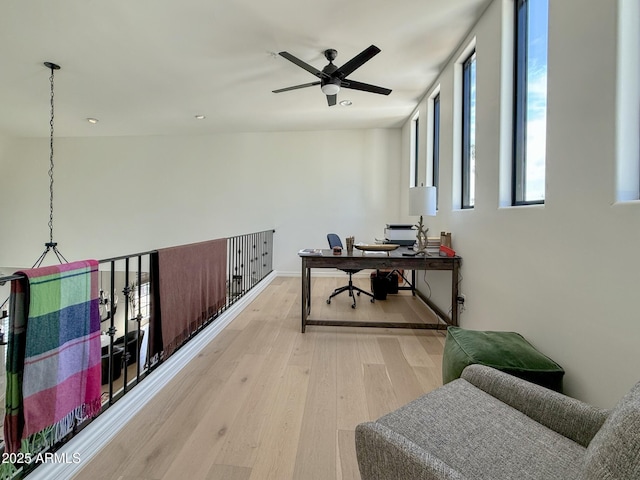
xmin=273 ymin=45 xmax=391 ymax=106
xmin=320 ymin=83 xmax=340 ymax=96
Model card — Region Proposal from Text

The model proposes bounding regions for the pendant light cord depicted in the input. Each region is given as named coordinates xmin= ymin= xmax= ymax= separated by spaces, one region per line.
xmin=48 ymin=66 xmax=55 ymax=245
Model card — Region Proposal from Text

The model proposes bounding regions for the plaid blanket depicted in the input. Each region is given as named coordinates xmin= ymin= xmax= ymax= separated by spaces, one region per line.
xmin=4 ymin=260 xmax=102 ymax=454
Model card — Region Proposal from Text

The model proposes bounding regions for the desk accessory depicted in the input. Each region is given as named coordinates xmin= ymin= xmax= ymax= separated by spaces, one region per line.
xmin=345 ymin=236 xmax=355 ymax=254
xmin=439 ymin=245 xmax=456 ymax=257
xmin=384 ymin=224 xmax=416 ymax=245
xmin=355 ymin=244 xmax=399 ymax=256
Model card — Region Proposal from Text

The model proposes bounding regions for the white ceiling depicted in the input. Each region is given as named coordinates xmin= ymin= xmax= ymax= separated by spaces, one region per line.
xmin=0 ymin=0 xmax=490 ymax=138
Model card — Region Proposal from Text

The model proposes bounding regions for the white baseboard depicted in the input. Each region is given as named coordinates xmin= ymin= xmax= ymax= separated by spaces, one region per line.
xmin=28 ymin=271 xmax=277 ymax=480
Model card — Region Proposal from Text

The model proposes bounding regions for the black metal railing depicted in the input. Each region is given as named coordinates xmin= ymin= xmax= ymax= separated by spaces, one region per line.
xmin=227 ymin=230 xmax=274 ymax=304
xmin=97 ymin=250 xmax=155 ymax=408
xmin=0 ymin=229 xmax=274 ymax=478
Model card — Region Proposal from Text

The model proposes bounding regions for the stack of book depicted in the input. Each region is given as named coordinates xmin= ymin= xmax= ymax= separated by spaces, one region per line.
xmin=426 ymin=237 xmax=441 ymax=255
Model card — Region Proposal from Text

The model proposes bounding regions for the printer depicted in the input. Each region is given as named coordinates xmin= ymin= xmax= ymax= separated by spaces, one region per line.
xmin=384 ymin=224 xmax=417 ymax=246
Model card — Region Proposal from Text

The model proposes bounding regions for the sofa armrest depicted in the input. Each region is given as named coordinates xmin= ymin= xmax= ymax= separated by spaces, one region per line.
xmin=461 ymin=364 xmax=609 ymax=447
xmin=355 ymin=422 xmax=469 ymax=480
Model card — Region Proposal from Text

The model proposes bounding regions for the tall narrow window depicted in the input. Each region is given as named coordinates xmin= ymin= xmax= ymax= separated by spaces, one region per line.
xmin=462 ymin=51 xmax=476 ymax=209
xmin=432 ymin=93 xmax=441 ymax=205
xmin=616 ymin=0 xmax=640 ymax=201
xmin=513 ymin=0 xmax=548 ymax=205
xmin=411 ymin=114 xmax=419 ymax=186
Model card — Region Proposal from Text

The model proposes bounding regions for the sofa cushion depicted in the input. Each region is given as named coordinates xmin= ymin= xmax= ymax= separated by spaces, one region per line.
xmin=375 ymin=379 xmax=585 ymax=480
xmin=583 ymin=380 xmax=640 ymax=479
xmin=442 ymin=326 xmax=564 ymax=391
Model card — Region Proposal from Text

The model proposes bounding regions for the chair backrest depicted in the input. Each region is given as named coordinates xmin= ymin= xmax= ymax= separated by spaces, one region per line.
xmin=327 ymin=233 xmax=343 ymax=249
xmin=583 ymin=380 xmax=640 ymax=479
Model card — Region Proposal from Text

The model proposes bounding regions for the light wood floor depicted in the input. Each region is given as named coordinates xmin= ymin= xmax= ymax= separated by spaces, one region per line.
xmin=73 ymin=276 xmax=446 ymax=480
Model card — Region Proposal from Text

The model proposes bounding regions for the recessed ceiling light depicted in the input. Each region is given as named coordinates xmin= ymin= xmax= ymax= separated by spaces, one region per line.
xmin=87 ymin=118 xmax=99 ymax=124
xmin=339 ymin=100 xmax=352 ymax=107
xmin=195 ymin=115 xmax=206 ymax=120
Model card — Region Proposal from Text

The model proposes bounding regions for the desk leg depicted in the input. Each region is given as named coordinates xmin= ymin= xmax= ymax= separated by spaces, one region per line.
xmin=301 ymin=260 xmax=310 ymax=333
xmin=451 ymin=260 xmax=459 ymax=326
xmin=411 ymin=270 xmax=416 ymax=296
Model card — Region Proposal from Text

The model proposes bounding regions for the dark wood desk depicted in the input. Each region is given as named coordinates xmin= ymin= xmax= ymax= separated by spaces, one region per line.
xmin=299 ymin=247 xmax=461 ymax=333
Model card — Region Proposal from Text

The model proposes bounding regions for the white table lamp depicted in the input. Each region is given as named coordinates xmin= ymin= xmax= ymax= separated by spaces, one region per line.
xmin=409 ymin=186 xmax=437 ymax=254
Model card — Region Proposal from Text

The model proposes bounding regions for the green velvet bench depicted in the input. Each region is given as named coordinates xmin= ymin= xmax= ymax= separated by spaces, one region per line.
xmin=442 ymin=326 xmax=565 ymax=392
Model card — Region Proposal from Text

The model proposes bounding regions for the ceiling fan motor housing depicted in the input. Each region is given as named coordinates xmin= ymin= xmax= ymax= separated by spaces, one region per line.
xmin=321 ymin=69 xmax=341 ymax=88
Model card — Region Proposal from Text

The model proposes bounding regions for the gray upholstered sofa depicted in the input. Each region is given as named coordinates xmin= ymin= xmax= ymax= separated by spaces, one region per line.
xmin=355 ymin=364 xmax=640 ymax=479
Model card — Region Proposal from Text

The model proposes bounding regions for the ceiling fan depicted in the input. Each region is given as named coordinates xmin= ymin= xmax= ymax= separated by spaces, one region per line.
xmin=272 ymin=45 xmax=392 ymax=106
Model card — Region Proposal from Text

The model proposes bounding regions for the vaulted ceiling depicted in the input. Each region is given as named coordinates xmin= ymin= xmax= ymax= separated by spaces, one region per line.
xmin=0 ymin=0 xmax=490 ymax=138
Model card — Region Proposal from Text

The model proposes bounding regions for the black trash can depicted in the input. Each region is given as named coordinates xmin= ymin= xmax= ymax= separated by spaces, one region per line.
xmin=386 ymin=272 xmax=399 ymax=294
xmin=371 ymin=271 xmax=397 ymax=300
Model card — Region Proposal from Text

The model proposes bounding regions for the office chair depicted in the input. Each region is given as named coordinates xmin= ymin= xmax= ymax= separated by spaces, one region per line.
xmin=326 ymin=233 xmax=375 ymax=309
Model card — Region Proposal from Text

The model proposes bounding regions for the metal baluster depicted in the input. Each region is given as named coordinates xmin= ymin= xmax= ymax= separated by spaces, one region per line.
xmin=106 ymin=260 xmax=116 ymax=404
xmin=122 ymin=258 xmax=130 ymax=392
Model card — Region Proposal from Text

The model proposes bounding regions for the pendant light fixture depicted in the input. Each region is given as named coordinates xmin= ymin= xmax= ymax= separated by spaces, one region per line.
xmin=32 ymin=61 xmax=68 ymax=267
xmin=0 ymin=62 xmax=69 ymax=318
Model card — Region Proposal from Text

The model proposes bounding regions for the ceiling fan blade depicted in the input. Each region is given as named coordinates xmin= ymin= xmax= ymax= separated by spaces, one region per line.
xmin=326 ymin=94 xmax=337 ymax=106
xmin=336 ymin=45 xmax=381 ymax=78
xmin=272 ymin=81 xmax=321 ymax=93
xmin=278 ymin=51 xmax=329 ymax=79
xmin=342 ymin=79 xmax=392 ymax=96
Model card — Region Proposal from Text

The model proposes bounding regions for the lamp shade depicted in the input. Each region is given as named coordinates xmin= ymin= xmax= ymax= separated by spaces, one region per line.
xmin=409 ymin=186 xmax=437 ymax=216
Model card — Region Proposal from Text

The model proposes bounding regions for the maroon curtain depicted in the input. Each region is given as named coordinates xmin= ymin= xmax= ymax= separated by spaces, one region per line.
xmin=149 ymin=238 xmax=227 ymax=359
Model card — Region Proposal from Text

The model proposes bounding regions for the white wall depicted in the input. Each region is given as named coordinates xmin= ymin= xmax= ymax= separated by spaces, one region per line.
xmin=0 ymin=129 xmax=402 ymax=275
xmin=403 ymin=0 xmax=640 ymax=407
